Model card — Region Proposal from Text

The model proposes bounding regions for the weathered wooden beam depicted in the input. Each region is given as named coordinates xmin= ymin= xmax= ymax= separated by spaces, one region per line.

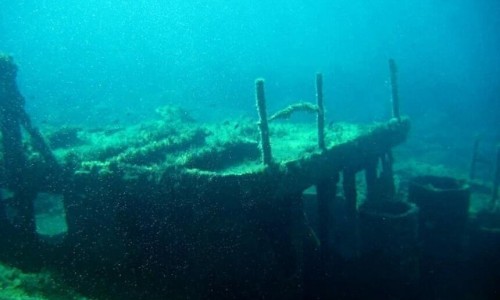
xmin=255 ymin=79 xmax=273 ymax=165
xmin=316 ymin=73 xmax=325 ymax=150
xmin=388 ymin=59 xmax=401 ymax=121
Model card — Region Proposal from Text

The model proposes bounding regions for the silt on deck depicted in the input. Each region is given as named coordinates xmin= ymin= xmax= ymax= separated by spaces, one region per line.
xmin=0 ymin=54 xmax=409 ymax=299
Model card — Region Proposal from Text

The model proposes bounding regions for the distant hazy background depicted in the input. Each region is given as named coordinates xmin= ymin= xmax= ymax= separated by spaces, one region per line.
xmin=1 ymin=0 xmax=499 ymax=135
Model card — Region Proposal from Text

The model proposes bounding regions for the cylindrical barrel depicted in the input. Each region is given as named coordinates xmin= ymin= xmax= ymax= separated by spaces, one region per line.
xmin=468 ymin=212 xmax=500 ymax=298
xmin=409 ymin=175 xmax=471 ymax=299
xmin=358 ymin=200 xmax=420 ymax=297
xmin=409 ymin=175 xmax=470 ymax=258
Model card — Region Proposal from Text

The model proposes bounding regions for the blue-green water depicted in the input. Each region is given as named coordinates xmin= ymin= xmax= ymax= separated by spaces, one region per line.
xmin=1 ymin=1 xmax=499 ymax=299
xmin=1 ymin=1 xmax=498 ymax=128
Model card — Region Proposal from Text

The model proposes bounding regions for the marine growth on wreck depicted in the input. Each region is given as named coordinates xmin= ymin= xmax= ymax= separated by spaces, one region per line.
xmin=1 ymin=53 xmax=499 ymax=300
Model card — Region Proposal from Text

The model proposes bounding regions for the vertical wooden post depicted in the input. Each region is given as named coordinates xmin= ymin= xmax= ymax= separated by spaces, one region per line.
xmin=316 ymin=73 xmax=325 ymax=150
xmin=255 ymin=79 xmax=273 ymax=165
xmin=388 ymin=59 xmax=401 ymax=121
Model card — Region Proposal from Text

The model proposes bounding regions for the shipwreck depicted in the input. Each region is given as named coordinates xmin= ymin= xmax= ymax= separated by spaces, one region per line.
xmin=7 ymin=53 xmax=495 ymax=300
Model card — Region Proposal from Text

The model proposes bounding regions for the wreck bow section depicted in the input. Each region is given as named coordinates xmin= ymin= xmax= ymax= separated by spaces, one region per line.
xmin=0 ymin=54 xmax=410 ymax=299
xmin=57 ymin=119 xmax=410 ymax=299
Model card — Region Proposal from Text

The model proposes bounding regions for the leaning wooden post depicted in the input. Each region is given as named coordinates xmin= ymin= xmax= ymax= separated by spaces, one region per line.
xmin=491 ymin=146 xmax=500 ymax=208
xmin=388 ymin=59 xmax=401 ymax=122
xmin=316 ymin=73 xmax=325 ymax=150
xmin=255 ymin=79 xmax=273 ymax=165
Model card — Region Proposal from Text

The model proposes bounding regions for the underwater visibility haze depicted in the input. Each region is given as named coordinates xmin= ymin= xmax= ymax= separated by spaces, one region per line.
xmin=0 ymin=0 xmax=499 ymax=299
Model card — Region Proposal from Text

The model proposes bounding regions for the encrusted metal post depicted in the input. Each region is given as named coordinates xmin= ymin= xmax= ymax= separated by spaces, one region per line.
xmin=316 ymin=73 xmax=325 ymax=150
xmin=255 ymin=79 xmax=273 ymax=165
xmin=388 ymin=59 xmax=401 ymax=122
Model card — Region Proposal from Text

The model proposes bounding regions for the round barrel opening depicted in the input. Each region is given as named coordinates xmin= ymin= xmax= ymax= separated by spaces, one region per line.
xmin=411 ymin=175 xmax=467 ymax=191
